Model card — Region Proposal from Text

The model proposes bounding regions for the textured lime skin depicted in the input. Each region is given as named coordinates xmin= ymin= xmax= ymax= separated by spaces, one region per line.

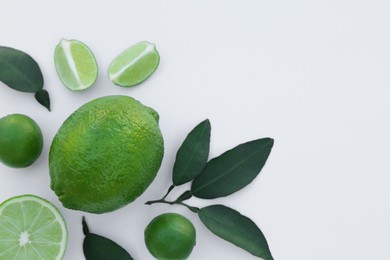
xmin=49 ymin=96 xmax=164 ymax=214
xmin=145 ymin=213 xmax=196 ymax=260
xmin=0 ymin=114 xmax=43 ymax=168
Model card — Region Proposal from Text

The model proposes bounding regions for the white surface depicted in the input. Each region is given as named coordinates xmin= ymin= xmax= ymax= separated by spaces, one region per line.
xmin=0 ymin=0 xmax=390 ymax=259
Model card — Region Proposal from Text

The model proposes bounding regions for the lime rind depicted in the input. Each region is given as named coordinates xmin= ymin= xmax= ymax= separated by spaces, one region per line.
xmin=54 ymin=38 xmax=98 ymax=91
xmin=0 ymin=195 xmax=68 ymax=260
xmin=108 ymin=41 xmax=160 ymax=87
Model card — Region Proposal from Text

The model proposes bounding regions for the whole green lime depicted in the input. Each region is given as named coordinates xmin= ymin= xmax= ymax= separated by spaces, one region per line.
xmin=145 ymin=213 xmax=196 ymax=260
xmin=0 ymin=114 xmax=43 ymax=168
xmin=49 ymin=96 xmax=164 ymax=214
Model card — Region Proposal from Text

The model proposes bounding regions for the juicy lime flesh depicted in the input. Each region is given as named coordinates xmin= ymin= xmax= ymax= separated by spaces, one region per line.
xmin=0 ymin=114 xmax=43 ymax=168
xmin=49 ymin=96 xmax=164 ymax=214
xmin=0 ymin=195 xmax=67 ymax=260
xmin=108 ymin=41 xmax=160 ymax=87
xmin=54 ymin=38 xmax=98 ymax=91
xmin=145 ymin=213 xmax=196 ymax=260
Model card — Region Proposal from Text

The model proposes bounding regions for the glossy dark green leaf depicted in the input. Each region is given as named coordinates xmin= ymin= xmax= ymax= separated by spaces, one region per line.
xmin=191 ymin=138 xmax=274 ymax=199
xmin=176 ymin=190 xmax=192 ymax=202
xmin=199 ymin=205 xmax=273 ymax=260
xmin=82 ymin=217 xmax=133 ymax=260
xmin=0 ymin=47 xmax=43 ymax=92
xmin=0 ymin=46 xmax=50 ymax=110
xmin=35 ymin=89 xmax=51 ymax=111
xmin=172 ymin=119 xmax=211 ymax=185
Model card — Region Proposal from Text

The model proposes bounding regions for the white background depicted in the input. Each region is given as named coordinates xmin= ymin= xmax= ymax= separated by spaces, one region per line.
xmin=0 ymin=0 xmax=390 ymax=259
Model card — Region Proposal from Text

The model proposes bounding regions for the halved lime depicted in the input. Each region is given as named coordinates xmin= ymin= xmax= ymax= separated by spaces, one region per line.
xmin=54 ymin=38 xmax=98 ymax=91
xmin=0 ymin=195 xmax=67 ymax=260
xmin=108 ymin=41 xmax=160 ymax=87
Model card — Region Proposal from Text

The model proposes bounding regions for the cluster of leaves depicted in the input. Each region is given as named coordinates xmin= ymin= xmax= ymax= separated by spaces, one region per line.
xmin=78 ymin=119 xmax=275 ymax=260
xmin=146 ymin=119 xmax=275 ymax=260
xmin=0 ymin=47 xmax=50 ymax=110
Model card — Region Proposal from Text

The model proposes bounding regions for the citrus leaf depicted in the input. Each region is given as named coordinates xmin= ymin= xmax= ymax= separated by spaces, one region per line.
xmin=199 ymin=205 xmax=273 ymax=260
xmin=0 ymin=46 xmax=50 ymax=110
xmin=0 ymin=46 xmax=43 ymax=92
xmin=82 ymin=217 xmax=133 ymax=260
xmin=176 ymin=190 xmax=193 ymax=202
xmin=173 ymin=119 xmax=211 ymax=185
xmin=191 ymin=138 xmax=274 ymax=199
xmin=35 ymin=89 xmax=51 ymax=111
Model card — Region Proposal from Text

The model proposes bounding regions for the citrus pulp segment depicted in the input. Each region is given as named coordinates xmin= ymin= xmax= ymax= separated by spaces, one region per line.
xmin=0 ymin=195 xmax=67 ymax=260
xmin=54 ymin=38 xmax=98 ymax=91
xmin=108 ymin=41 xmax=160 ymax=87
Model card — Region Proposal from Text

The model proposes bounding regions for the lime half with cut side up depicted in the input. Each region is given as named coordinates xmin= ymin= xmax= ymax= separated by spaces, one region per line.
xmin=108 ymin=41 xmax=160 ymax=87
xmin=54 ymin=38 xmax=98 ymax=91
xmin=0 ymin=195 xmax=67 ymax=260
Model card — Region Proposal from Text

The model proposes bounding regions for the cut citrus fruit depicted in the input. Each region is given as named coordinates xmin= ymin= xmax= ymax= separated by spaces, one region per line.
xmin=54 ymin=38 xmax=98 ymax=91
xmin=108 ymin=41 xmax=160 ymax=87
xmin=0 ymin=195 xmax=67 ymax=260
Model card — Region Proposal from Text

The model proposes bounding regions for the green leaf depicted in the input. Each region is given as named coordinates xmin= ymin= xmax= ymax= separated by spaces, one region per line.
xmin=191 ymin=138 xmax=274 ymax=199
xmin=172 ymin=119 xmax=211 ymax=186
xmin=0 ymin=47 xmax=43 ymax=92
xmin=199 ymin=205 xmax=273 ymax=260
xmin=176 ymin=190 xmax=192 ymax=202
xmin=0 ymin=46 xmax=50 ymax=110
xmin=35 ymin=89 xmax=51 ymax=111
xmin=82 ymin=217 xmax=133 ymax=260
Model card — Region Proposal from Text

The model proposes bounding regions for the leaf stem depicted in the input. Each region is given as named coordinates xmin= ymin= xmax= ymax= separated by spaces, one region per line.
xmin=162 ymin=185 xmax=175 ymax=200
xmin=145 ymin=198 xmax=199 ymax=213
xmin=145 ymin=199 xmax=175 ymax=206
xmin=82 ymin=216 xmax=90 ymax=235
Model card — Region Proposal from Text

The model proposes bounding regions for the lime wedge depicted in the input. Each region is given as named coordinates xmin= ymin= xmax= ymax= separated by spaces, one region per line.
xmin=54 ymin=38 xmax=98 ymax=91
xmin=108 ymin=41 xmax=160 ymax=87
xmin=0 ymin=195 xmax=67 ymax=260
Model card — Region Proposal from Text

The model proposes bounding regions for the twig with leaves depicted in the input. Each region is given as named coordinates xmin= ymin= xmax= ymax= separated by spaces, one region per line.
xmin=146 ymin=119 xmax=275 ymax=260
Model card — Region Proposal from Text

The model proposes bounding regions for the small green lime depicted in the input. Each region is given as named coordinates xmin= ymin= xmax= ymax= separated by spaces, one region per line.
xmin=108 ymin=41 xmax=160 ymax=87
xmin=145 ymin=213 xmax=196 ymax=260
xmin=0 ymin=114 xmax=43 ymax=168
xmin=54 ymin=38 xmax=98 ymax=91
xmin=0 ymin=194 xmax=68 ymax=259
xmin=49 ymin=96 xmax=164 ymax=214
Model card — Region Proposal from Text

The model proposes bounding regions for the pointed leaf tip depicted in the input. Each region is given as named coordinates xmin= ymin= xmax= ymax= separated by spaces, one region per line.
xmin=191 ymin=138 xmax=274 ymax=199
xmin=173 ymin=119 xmax=211 ymax=185
xmin=35 ymin=89 xmax=51 ymax=111
xmin=199 ymin=205 xmax=273 ymax=260
xmin=82 ymin=217 xmax=133 ymax=260
xmin=82 ymin=217 xmax=90 ymax=235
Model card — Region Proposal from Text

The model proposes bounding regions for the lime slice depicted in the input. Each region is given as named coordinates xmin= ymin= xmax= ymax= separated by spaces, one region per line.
xmin=54 ymin=38 xmax=98 ymax=91
xmin=108 ymin=41 xmax=160 ymax=87
xmin=0 ymin=195 xmax=67 ymax=260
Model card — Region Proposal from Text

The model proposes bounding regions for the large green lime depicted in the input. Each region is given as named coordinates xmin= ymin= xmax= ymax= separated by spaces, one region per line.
xmin=49 ymin=96 xmax=164 ymax=214
xmin=0 ymin=195 xmax=67 ymax=260
xmin=0 ymin=114 xmax=43 ymax=168
xmin=145 ymin=213 xmax=196 ymax=260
